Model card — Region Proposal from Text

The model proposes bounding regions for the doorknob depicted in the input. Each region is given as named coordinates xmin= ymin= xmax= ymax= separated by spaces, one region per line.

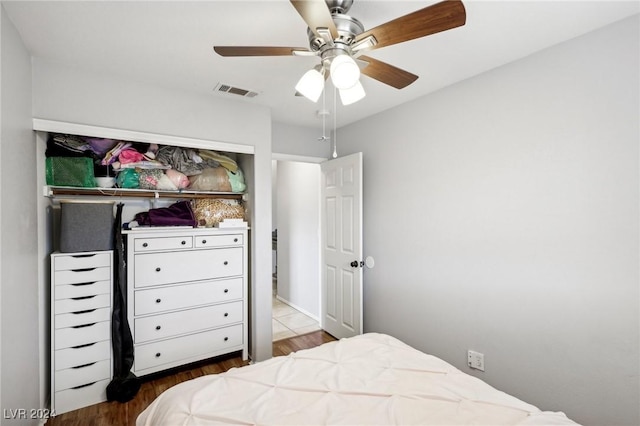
xmin=350 ymin=260 xmax=364 ymax=268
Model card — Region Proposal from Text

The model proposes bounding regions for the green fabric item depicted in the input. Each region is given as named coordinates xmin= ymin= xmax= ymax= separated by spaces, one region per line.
xmin=45 ymin=157 xmax=96 ymax=187
xmin=226 ymin=168 xmax=246 ymax=193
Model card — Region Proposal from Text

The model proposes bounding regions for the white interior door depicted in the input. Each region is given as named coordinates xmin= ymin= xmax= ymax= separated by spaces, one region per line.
xmin=320 ymin=152 xmax=363 ymax=339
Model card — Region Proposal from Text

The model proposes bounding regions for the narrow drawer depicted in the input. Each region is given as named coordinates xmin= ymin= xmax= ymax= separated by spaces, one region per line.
xmin=55 ymin=321 xmax=111 ymax=350
xmin=134 ymin=236 xmax=192 ymax=252
xmin=134 ymin=324 xmax=243 ymax=372
xmin=55 ymin=293 xmax=111 ymax=314
xmin=55 ymin=340 xmax=111 ymax=371
xmin=55 ymin=280 xmax=110 ymax=300
xmin=54 ymin=252 xmax=111 ymax=271
xmin=135 ymin=278 xmax=243 ymax=316
xmin=55 ymin=307 xmax=111 ymax=329
xmin=55 ymin=266 xmax=111 ymax=286
xmin=134 ymin=301 xmax=243 ymax=344
xmin=55 ymin=359 xmax=111 ymax=392
xmin=194 ymin=234 xmax=244 ymax=248
xmin=134 ymin=248 xmax=243 ymax=288
xmin=54 ymin=378 xmax=109 ymax=415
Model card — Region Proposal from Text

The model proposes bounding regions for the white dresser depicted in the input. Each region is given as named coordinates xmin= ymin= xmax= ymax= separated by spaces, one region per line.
xmin=124 ymin=227 xmax=248 ymax=376
xmin=50 ymin=251 xmax=113 ymax=414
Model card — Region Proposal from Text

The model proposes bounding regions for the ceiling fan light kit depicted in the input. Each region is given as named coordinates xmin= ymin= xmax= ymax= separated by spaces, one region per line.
xmin=214 ymin=0 xmax=466 ymax=105
xmin=295 ymin=67 xmax=325 ymax=102
xmin=329 ymin=53 xmax=360 ymax=89
xmin=339 ymin=80 xmax=365 ymax=105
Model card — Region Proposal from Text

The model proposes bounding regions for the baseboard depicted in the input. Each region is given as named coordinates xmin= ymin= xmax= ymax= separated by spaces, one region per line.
xmin=275 ymin=295 xmax=319 ymax=322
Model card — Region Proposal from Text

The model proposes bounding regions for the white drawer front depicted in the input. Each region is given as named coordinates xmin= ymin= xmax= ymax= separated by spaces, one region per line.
xmin=54 ymin=252 xmax=111 ymax=271
xmin=134 ymin=278 xmax=243 ymax=316
xmin=134 ymin=301 xmax=243 ymax=344
xmin=194 ymin=234 xmax=244 ymax=248
xmin=54 ymin=378 xmax=109 ymax=415
xmin=135 ymin=324 xmax=243 ymax=372
xmin=55 ymin=293 xmax=111 ymax=314
xmin=54 ymin=359 xmax=111 ymax=392
xmin=55 ymin=280 xmax=110 ymax=300
xmin=134 ymin=247 xmax=243 ymax=288
xmin=134 ymin=236 xmax=193 ymax=252
xmin=55 ymin=321 xmax=111 ymax=350
xmin=55 ymin=340 xmax=111 ymax=371
xmin=55 ymin=266 xmax=111 ymax=286
xmin=55 ymin=307 xmax=111 ymax=329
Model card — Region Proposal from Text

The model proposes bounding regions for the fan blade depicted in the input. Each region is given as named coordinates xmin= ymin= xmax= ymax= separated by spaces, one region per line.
xmin=359 ymin=55 xmax=418 ymax=89
xmin=214 ymin=46 xmax=308 ymax=57
xmin=290 ymin=0 xmax=339 ymax=39
xmin=354 ymin=0 xmax=466 ymax=51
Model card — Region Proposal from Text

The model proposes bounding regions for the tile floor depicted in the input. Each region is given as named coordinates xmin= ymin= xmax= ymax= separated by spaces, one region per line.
xmin=272 ymin=292 xmax=320 ymax=342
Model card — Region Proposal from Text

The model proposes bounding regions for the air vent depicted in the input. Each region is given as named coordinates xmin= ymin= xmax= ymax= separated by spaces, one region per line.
xmin=214 ymin=83 xmax=258 ymax=98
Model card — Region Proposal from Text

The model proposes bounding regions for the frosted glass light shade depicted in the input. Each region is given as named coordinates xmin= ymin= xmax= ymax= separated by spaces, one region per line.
xmin=330 ymin=55 xmax=360 ymax=89
xmin=295 ymin=68 xmax=324 ymax=102
xmin=339 ymin=80 xmax=366 ymax=105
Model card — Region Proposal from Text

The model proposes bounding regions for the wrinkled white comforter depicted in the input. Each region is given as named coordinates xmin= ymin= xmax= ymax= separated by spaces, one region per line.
xmin=137 ymin=333 xmax=578 ymax=425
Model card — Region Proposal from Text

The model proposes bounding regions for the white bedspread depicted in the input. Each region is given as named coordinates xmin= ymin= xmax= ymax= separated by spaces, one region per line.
xmin=137 ymin=333 xmax=578 ymax=425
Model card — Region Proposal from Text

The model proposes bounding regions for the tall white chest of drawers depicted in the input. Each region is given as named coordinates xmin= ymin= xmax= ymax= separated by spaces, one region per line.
xmin=50 ymin=250 xmax=113 ymax=414
xmin=124 ymin=228 xmax=248 ymax=376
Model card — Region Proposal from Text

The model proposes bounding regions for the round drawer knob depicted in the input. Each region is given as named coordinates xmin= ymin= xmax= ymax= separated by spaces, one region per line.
xmin=224 ymin=289 xmax=229 ymax=293
xmin=181 ymin=240 xmax=186 ymax=245
xmin=155 ymin=267 xmax=161 ymax=272
xmin=223 ymin=261 xmax=228 ymax=266
xmin=224 ymin=313 xmax=229 ymax=317
xmin=234 ymin=238 xmax=238 ymax=242
xmin=156 ymin=298 xmax=161 ymax=303
xmin=202 ymin=240 xmax=207 ymax=244
xmin=155 ymin=352 xmax=161 ymax=358
xmin=142 ymin=243 xmax=148 ymax=248
xmin=224 ymin=337 xmax=229 ymax=342
xmin=155 ymin=325 xmax=161 ymax=330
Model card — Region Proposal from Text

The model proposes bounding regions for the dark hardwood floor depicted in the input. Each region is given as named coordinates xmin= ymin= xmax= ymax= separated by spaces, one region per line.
xmin=46 ymin=331 xmax=336 ymax=426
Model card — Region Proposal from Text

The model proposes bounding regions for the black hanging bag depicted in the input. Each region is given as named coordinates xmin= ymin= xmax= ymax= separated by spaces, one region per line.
xmin=107 ymin=203 xmax=141 ymax=402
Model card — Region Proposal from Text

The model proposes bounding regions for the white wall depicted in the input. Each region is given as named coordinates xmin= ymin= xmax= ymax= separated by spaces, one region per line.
xmin=31 ymin=58 xmax=275 ymax=363
xmin=337 ymin=16 xmax=639 ymax=426
xmin=272 ymin=121 xmax=331 ymax=159
xmin=275 ymin=161 xmax=321 ymax=318
xmin=1 ymin=5 xmax=40 ymax=423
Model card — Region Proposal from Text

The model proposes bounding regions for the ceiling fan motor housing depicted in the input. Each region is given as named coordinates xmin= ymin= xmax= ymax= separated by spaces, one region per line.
xmin=307 ymin=13 xmax=364 ymax=62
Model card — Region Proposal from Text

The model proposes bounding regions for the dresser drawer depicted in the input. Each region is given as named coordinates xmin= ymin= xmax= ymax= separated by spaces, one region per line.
xmin=55 ymin=266 xmax=111 ymax=286
xmin=134 ymin=247 xmax=243 ymax=288
xmin=54 ymin=378 xmax=109 ymax=415
xmin=55 ymin=307 xmax=111 ymax=329
xmin=134 ymin=278 xmax=243 ymax=316
xmin=55 ymin=293 xmax=111 ymax=314
xmin=54 ymin=359 xmax=111 ymax=392
xmin=55 ymin=340 xmax=111 ymax=371
xmin=54 ymin=252 xmax=111 ymax=271
xmin=134 ymin=236 xmax=193 ymax=252
xmin=134 ymin=301 xmax=243 ymax=343
xmin=55 ymin=280 xmax=110 ymax=300
xmin=55 ymin=321 xmax=111 ymax=350
xmin=135 ymin=324 xmax=243 ymax=372
xmin=194 ymin=234 xmax=244 ymax=248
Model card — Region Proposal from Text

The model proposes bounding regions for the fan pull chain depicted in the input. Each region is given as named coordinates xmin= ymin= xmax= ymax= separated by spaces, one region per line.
xmin=332 ymin=86 xmax=338 ymax=158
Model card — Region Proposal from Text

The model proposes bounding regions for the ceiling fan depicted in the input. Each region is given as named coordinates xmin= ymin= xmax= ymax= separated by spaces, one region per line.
xmin=214 ymin=0 xmax=466 ymax=105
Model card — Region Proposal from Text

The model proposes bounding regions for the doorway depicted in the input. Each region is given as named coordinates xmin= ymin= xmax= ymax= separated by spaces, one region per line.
xmin=271 ymin=158 xmax=322 ymax=341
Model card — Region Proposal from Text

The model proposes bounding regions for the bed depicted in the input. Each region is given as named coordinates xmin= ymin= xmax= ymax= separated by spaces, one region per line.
xmin=137 ymin=333 xmax=578 ymax=425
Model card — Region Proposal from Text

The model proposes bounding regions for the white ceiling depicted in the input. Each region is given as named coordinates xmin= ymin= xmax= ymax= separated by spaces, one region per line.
xmin=4 ymin=0 xmax=639 ymax=129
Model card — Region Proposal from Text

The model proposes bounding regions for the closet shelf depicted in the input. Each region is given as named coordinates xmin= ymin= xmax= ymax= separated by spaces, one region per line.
xmin=44 ymin=186 xmax=245 ymax=200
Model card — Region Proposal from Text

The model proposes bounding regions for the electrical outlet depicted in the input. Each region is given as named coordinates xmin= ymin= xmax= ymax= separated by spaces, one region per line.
xmin=468 ymin=350 xmax=485 ymax=371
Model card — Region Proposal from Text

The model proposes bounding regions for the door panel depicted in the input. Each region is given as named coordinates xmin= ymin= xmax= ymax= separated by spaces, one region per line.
xmin=321 ymin=152 xmax=363 ymax=339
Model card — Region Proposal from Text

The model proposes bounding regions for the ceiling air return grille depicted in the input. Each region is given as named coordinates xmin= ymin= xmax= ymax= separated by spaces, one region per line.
xmin=214 ymin=83 xmax=258 ymax=98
